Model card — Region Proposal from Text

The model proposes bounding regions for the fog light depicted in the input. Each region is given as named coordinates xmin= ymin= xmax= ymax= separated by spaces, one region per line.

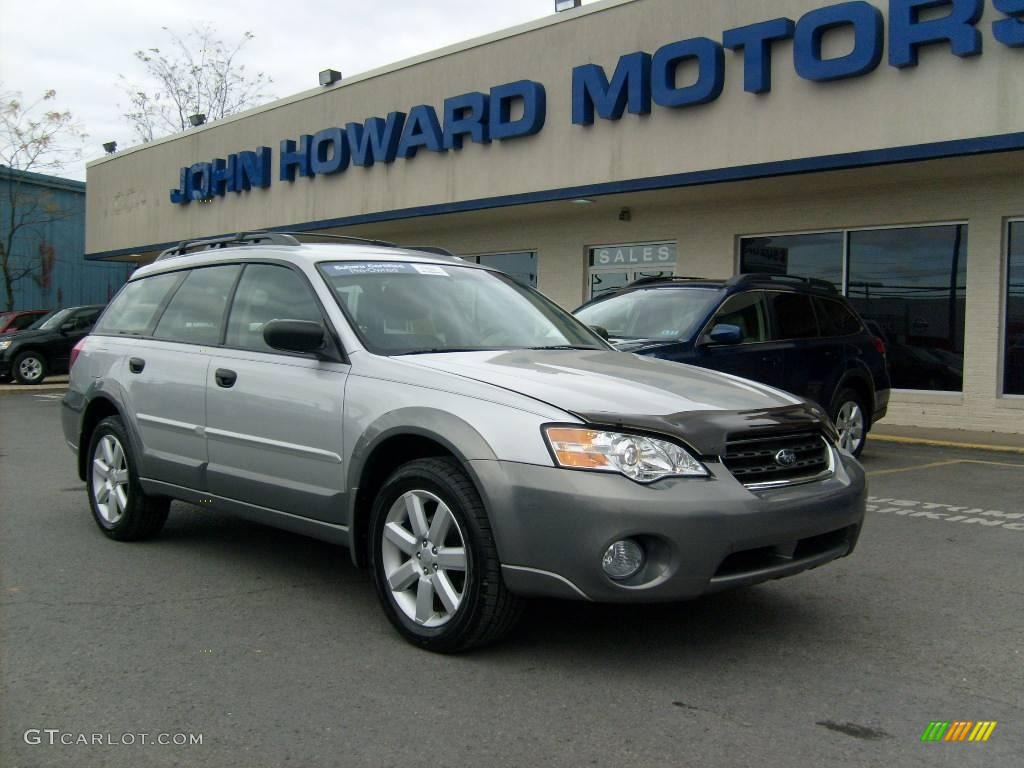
xmin=602 ymin=539 xmax=645 ymax=581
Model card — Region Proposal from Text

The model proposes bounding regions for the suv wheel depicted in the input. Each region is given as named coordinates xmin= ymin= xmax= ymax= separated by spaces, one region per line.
xmin=13 ymin=351 xmax=47 ymax=385
xmin=87 ymin=416 xmax=170 ymax=541
xmin=369 ymin=457 xmax=522 ymax=653
xmin=832 ymin=389 xmax=867 ymax=457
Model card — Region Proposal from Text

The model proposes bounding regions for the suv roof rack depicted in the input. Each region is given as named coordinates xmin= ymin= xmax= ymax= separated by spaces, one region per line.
xmin=628 ymin=275 xmax=713 ymax=287
xmin=728 ymin=273 xmax=839 ymax=294
xmin=155 ymin=230 xmax=462 ymax=261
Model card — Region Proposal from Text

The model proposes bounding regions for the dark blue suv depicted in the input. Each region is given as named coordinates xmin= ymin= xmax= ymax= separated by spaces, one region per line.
xmin=574 ymin=274 xmax=890 ymax=456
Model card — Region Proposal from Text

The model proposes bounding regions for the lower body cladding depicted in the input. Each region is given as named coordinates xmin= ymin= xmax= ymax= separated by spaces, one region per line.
xmin=471 ymin=450 xmax=865 ymax=603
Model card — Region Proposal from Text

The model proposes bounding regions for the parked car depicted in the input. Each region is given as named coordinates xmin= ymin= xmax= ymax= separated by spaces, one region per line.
xmin=574 ymin=275 xmax=891 ymax=456
xmin=63 ymin=233 xmax=865 ymax=652
xmin=0 ymin=309 xmax=49 ymax=334
xmin=0 ymin=305 xmax=105 ymax=384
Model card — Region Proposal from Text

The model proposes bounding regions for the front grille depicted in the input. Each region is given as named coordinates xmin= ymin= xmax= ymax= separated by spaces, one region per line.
xmin=722 ymin=430 xmax=832 ymax=488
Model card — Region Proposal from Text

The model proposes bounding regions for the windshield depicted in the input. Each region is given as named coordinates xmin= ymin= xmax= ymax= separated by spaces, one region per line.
xmin=318 ymin=261 xmax=607 ymax=355
xmin=575 ymin=287 xmax=721 ymax=341
xmin=29 ymin=308 xmax=74 ymax=331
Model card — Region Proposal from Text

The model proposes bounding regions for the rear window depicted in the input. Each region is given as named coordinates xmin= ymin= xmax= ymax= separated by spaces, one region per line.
xmin=814 ymin=297 xmax=863 ymax=337
xmin=96 ymin=273 xmax=183 ymax=336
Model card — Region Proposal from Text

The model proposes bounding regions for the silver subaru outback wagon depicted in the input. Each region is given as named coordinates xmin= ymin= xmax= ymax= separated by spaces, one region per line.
xmin=62 ymin=232 xmax=866 ymax=652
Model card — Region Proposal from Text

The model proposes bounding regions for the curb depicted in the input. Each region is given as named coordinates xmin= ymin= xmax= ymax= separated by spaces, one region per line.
xmin=0 ymin=385 xmax=68 ymax=397
xmin=872 ymin=434 xmax=1024 ymax=456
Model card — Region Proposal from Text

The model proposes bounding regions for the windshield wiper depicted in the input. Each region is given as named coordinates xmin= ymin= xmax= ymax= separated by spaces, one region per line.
xmin=397 ymin=347 xmax=502 ymax=356
xmin=527 ymin=345 xmax=602 ymax=351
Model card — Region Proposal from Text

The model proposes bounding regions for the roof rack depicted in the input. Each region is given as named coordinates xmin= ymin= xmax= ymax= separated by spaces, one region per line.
xmin=157 ymin=232 xmax=300 ymax=260
xmin=728 ymin=273 xmax=839 ymax=294
xmin=404 ymin=245 xmax=457 ymax=258
xmin=628 ymin=275 xmax=712 ymax=287
xmin=273 ymin=231 xmax=397 ymax=248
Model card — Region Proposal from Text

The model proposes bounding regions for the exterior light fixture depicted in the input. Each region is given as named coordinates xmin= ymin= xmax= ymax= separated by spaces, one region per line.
xmin=555 ymin=0 xmax=582 ymax=11
xmin=103 ymin=141 xmax=117 ymax=154
xmin=319 ymin=69 xmax=342 ymax=86
xmin=618 ymin=207 xmax=632 ymax=222
xmin=570 ymin=198 xmax=595 ymax=205
xmin=188 ymin=113 xmax=207 ymax=127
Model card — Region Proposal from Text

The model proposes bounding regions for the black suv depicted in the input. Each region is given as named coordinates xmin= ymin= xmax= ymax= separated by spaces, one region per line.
xmin=0 ymin=305 xmax=105 ymax=385
xmin=574 ymin=275 xmax=890 ymax=456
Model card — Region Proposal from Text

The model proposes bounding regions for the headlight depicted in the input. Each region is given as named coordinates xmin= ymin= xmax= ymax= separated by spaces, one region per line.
xmin=544 ymin=426 xmax=708 ymax=483
xmin=0 ymin=341 xmax=11 ymax=351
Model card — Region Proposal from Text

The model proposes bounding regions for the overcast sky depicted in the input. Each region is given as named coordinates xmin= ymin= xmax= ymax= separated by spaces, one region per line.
xmin=0 ymin=0 xmax=597 ymax=181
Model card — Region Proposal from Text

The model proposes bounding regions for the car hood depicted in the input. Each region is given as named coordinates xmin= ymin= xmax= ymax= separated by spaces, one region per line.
xmin=0 ymin=329 xmax=48 ymax=344
xmin=407 ymin=349 xmax=799 ymax=416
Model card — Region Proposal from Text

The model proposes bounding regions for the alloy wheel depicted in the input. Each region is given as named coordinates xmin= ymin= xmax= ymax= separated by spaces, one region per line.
xmin=836 ymin=401 xmax=865 ymax=454
xmin=18 ymin=356 xmax=43 ymax=382
xmin=380 ymin=489 xmax=468 ymax=628
xmin=92 ymin=434 xmax=130 ymax=525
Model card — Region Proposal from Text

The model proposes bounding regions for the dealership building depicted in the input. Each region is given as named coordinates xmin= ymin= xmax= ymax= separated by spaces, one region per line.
xmin=85 ymin=0 xmax=1023 ymax=433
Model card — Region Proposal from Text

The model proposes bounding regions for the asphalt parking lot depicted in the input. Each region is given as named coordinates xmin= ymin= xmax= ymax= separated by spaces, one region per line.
xmin=1 ymin=392 xmax=1022 ymax=768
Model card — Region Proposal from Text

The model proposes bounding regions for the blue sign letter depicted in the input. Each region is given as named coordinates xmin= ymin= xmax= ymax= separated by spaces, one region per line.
xmin=346 ymin=113 xmax=406 ymax=167
xmin=211 ymin=156 xmax=237 ymax=197
xmin=651 ymin=38 xmax=725 ymax=108
xmin=170 ymin=167 xmax=188 ymax=205
xmin=236 ymin=147 xmax=272 ymax=191
xmin=397 ymin=105 xmax=446 ymax=159
xmin=310 ymin=128 xmax=350 ymax=175
xmin=572 ymin=52 xmax=652 ymax=125
xmin=889 ymin=0 xmax=983 ymax=68
xmin=994 ymin=0 xmax=1024 ymax=46
xmin=280 ymin=135 xmax=314 ymax=181
xmin=490 ymin=81 xmax=546 ymax=140
xmin=188 ymin=163 xmax=212 ymax=201
xmin=794 ymin=1 xmax=884 ymax=82
xmin=723 ymin=18 xmax=796 ymax=94
xmin=443 ymin=92 xmax=490 ymax=150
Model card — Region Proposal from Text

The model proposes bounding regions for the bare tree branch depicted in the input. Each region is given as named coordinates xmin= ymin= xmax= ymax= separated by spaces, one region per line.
xmin=117 ymin=24 xmax=274 ymax=145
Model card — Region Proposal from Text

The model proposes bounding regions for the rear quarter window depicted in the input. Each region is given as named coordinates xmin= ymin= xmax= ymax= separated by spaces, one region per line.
xmin=814 ymin=297 xmax=863 ymax=337
xmin=95 ymin=273 xmax=182 ymax=335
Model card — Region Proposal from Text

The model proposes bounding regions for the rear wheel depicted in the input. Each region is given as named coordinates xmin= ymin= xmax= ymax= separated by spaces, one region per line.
xmin=86 ymin=416 xmax=169 ymax=541
xmin=832 ymin=389 xmax=868 ymax=457
xmin=13 ymin=351 xmax=46 ymax=385
xmin=369 ymin=457 xmax=522 ymax=653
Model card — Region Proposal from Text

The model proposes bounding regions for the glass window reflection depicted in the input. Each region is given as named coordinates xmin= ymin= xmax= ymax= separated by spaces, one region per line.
xmin=1005 ymin=222 xmax=1024 ymax=396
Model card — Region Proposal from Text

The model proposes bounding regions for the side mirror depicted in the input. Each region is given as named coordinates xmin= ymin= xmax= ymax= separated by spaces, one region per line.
xmin=59 ymin=321 xmax=76 ymax=333
xmin=263 ymin=319 xmax=327 ymax=355
xmin=705 ymin=323 xmax=744 ymax=346
xmin=590 ymin=325 xmax=610 ymax=341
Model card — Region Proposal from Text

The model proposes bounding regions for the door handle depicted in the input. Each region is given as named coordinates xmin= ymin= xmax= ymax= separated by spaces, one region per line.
xmin=215 ymin=368 xmax=238 ymax=388
xmin=129 ymin=358 xmax=145 ymax=374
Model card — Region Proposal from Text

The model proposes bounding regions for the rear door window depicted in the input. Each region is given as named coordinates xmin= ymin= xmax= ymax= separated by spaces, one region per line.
xmin=153 ymin=266 xmax=241 ymax=346
xmin=768 ymin=292 xmax=818 ymax=340
xmin=813 ymin=297 xmax=863 ymax=337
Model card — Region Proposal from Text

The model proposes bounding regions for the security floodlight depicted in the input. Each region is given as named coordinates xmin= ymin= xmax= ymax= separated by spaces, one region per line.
xmin=103 ymin=141 xmax=117 ymax=154
xmin=555 ymin=0 xmax=582 ymax=11
xmin=319 ymin=69 xmax=342 ymax=86
xmin=188 ymin=113 xmax=206 ymax=127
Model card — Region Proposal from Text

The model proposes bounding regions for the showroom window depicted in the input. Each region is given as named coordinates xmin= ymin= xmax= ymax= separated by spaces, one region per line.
xmin=463 ymin=251 xmax=537 ymax=287
xmin=1006 ymin=220 xmax=1024 ymax=396
xmin=588 ymin=241 xmax=678 ymax=300
xmin=739 ymin=224 xmax=968 ymax=392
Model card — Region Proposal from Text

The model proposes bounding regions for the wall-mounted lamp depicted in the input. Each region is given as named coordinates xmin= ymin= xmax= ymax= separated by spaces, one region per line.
xmin=319 ymin=69 xmax=342 ymax=86
xmin=188 ymin=113 xmax=207 ymax=127
xmin=103 ymin=141 xmax=117 ymax=154
xmin=618 ymin=207 xmax=632 ymax=222
xmin=556 ymin=0 xmax=582 ymax=11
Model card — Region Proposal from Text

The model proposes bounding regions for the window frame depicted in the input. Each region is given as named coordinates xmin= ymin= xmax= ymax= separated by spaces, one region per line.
xmin=585 ymin=240 xmax=679 ymax=301
xmin=461 ymin=249 xmax=539 ymax=288
xmin=1003 ymin=217 xmax=1024 ymax=399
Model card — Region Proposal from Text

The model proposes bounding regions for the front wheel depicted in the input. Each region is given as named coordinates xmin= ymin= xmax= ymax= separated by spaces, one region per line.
xmin=86 ymin=416 xmax=169 ymax=541
xmin=13 ymin=351 xmax=47 ymax=384
xmin=369 ymin=457 xmax=522 ymax=653
xmin=832 ymin=389 xmax=868 ymax=457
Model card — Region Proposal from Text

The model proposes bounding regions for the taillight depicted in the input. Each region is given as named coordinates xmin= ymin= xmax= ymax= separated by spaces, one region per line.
xmin=70 ymin=338 xmax=87 ymax=369
xmin=871 ymin=336 xmax=886 ymax=357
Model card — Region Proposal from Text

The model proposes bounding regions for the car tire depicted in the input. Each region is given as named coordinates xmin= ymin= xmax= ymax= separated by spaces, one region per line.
xmin=369 ymin=457 xmax=523 ymax=653
xmin=86 ymin=416 xmax=169 ymax=541
xmin=832 ymin=388 xmax=868 ymax=457
xmin=13 ymin=351 xmax=47 ymax=385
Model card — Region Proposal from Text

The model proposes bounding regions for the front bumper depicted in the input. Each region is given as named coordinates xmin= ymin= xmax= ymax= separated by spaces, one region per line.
xmin=471 ymin=448 xmax=865 ymax=603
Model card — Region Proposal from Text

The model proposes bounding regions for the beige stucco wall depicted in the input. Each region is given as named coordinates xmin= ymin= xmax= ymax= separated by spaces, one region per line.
xmin=85 ymin=0 xmax=1024 ymax=256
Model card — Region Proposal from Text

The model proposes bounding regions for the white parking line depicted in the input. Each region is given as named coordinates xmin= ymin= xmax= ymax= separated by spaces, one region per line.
xmin=32 ymin=394 xmax=63 ymax=401
xmin=867 ymin=497 xmax=1024 ymax=532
